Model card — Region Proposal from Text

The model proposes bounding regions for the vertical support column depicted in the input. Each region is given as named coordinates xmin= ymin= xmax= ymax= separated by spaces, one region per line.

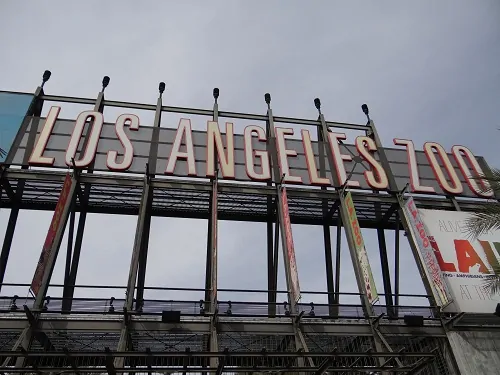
xmin=363 ymin=104 xmax=438 ymax=310
xmin=264 ymin=94 xmax=314 ymax=371
xmin=314 ymin=99 xmax=389 ymax=369
xmin=394 ymin=211 xmax=400 ymax=317
xmin=376 ymin=226 xmax=395 ymax=317
xmin=266 ymin=114 xmax=279 ymax=317
xmin=204 ymin=88 xmax=219 ymax=318
xmin=317 ymin=125 xmax=336 ymax=316
xmin=0 ymin=70 xmax=50 ymax=292
xmin=15 ymin=172 xmax=78 ymax=368
xmin=267 ymin=199 xmax=276 ymax=316
xmin=64 ymin=195 xmax=76 ymax=292
xmin=115 ymin=168 xmax=151 ymax=370
xmin=266 ymin=117 xmax=276 ymax=316
xmin=362 ymin=119 xmax=395 ymax=317
xmin=62 ymin=76 xmax=109 ymax=311
xmin=314 ymin=99 xmax=375 ymax=317
xmin=135 ymin=82 xmax=165 ymax=311
xmin=205 ymin=88 xmax=220 ymax=369
xmin=334 ymin=216 xmax=342 ymax=313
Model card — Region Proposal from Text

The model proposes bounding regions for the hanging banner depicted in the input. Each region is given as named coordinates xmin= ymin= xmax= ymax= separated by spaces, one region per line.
xmin=344 ymin=191 xmax=379 ymax=304
xmin=280 ymin=186 xmax=301 ymax=303
xmin=403 ymin=198 xmax=453 ymax=308
xmin=31 ymin=173 xmax=73 ymax=296
xmin=418 ymin=208 xmax=500 ymax=314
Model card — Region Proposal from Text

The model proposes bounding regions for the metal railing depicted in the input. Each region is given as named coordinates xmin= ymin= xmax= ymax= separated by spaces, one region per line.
xmin=0 ymin=283 xmax=437 ymax=320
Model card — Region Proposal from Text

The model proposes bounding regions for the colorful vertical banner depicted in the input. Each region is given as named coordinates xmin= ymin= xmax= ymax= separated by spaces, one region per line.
xmin=31 ymin=173 xmax=73 ymax=296
xmin=344 ymin=191 xmax=379 ymax=304
xmin=403 ymin=197 xmax=453 ymax=308
xmin=0 ymin=92 xmax=34 ymax=162
xmin=280 ymin=186 xmax=301 ymax=303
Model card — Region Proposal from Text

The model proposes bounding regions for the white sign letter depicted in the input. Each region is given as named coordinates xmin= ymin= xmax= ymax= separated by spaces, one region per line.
xmin=327 ymin=132 xmax=360 ymax=187
xmin=452 ymin=145 xmax=493 ymax=198
xmin=65 ymin=111 xmax=104 ymax=167
xmin=394 ymin=139 xmax=435 ymax=193
xmin=106 ymin=114 xmax=139 ymax=171
xmin=301 ymin=129 xmax=330 ymax=186
xmin=424 ymin=142 xmax=463 ymax=195
xmin=165 ymin=118 xmax=197 ymax=176
xmin=206 ymin=121 xmax=235 ymax=179
xmin=355 ymin=136 xmax=388 ymax=190
xmin=275 ymin=127 xmax=302 ymax=184
xmin=29 ymin=106 xmax=60 ymax=165
xmin=244 ymin=125 xmax=271 ymax=181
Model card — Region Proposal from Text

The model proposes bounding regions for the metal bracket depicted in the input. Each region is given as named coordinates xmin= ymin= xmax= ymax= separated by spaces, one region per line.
xmin=215 ymin=348 xmax=229 ymax=375
xmin=313 ymin=348 xmax=337 ymax=375
xmin=371 ymin=312 xmax=385 ymax=328
xmin=63 ymin=347 xmax=80 ymax=375
xmin=444 ymin=312 xmax=465 ymax=328
xmin=105 ymin=347 xmax=117 ymax=375
xmin=295 ymin=310 xmax=305 ymax=324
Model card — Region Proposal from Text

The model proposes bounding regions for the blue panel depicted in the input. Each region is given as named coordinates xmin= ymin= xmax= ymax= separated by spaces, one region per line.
xmin=0 ymin=92 xmax=34 ymax=162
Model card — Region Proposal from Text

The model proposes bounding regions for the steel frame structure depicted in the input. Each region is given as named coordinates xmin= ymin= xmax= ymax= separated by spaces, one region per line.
xmin=0 ymin=73 xmax=492 ymax=374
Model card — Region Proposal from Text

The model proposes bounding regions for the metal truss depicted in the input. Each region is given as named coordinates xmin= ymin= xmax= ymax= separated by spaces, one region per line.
xmin=0 ymin=168 xmax=483 ymax=229
xmin=0 ymin=74 xmax=486 ymax=374
xmin=0 ymin=309 xmax=450 ymax=374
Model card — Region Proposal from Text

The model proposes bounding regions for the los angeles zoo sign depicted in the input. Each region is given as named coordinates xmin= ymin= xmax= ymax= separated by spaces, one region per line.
xmin=13 ymin=106 xmax=492 ymax=198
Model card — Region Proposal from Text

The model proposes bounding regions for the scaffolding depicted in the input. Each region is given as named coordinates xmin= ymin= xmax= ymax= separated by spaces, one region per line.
xmin=0 ymin=72 xmax=493 ymax=374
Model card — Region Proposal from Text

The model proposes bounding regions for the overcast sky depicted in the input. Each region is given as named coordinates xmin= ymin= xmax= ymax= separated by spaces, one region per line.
xmin=0 ymin=0 xmax=499 ymax=313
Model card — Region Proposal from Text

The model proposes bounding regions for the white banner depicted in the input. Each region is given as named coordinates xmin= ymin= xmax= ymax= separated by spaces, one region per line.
xmin=418 ymin=208 xmax=500 ymax=314
xmin=403 ymin=197 xmax=453 ymax=308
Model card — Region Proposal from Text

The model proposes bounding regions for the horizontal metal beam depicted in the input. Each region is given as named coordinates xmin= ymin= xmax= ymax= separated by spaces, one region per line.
xmin=3 ymin=169 xmax=489 ymax=207
xmin=0 ymin=317 xmax=446 ymax=336
xmin=37 ymin=94 xmax=369 ymax=131
xmin=0 ymin=350 xmax=437 ymax=358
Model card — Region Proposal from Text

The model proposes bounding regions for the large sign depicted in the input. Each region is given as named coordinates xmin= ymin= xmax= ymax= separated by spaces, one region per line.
xmin=403 ymin=197 xmax=453 ymax=307
xmin=280 ymin=187 xmax=301 ymax=303
xmin=344 ymin=191 xmax=378 ymax=304
xmin=9 ymin=107 xmax=494 ymax=198
xmin=31 ymin=172 xmax=73 ymax=296
xmin=418 ymin=209 xmax=500 ymax=314
xmin=0 ymin=92 xmax=33 ymax=162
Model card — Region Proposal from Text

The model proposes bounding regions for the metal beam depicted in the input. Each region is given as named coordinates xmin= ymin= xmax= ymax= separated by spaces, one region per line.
xmin=266 ymin=118 xmax=276 ymax=317
xmin=334 ymin=216 xmax=342 ymax=316
xmin=318 ymin=125 xmax=336 ymax=317
xmin=61 ymin=90 xmax=105 ymax=311
xmin=205 ymin=90 xmax=220 ymax=369
xmin=394 ymin=211 xmax=400 ymax=316
xmin=38 ymin=93 xmax=369 ymax=131
xmin=115 ymin=168 xmax=152 ymax=369
xmin=315 ymin=103 xmax=373 ymax=318
xmin=135 ymin=92 xmax=163 ymax=311
xmin=265 ymin=95 xmax=315 ymax=372
xmin=376 ymin=227 xmax=395 ymax=317
xmin=13 ymin=173 xmax=77 ymax=369
xmin=62 ymin=191 xmax=76 ymax=313
xmin=366 ymin=113 xmax=439 ymax=312
xmin=0 ymin=87 xmax=45 ymax=293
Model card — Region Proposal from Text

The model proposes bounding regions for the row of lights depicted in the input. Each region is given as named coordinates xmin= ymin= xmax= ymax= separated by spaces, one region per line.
xmin=39 ymin=70 xmax=373 ymax=120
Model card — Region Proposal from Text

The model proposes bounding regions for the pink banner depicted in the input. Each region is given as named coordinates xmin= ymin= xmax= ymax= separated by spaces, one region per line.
xmin=31 ymin=173 xmax=72 ymax=296
xmin=281 ymin=187 xmax=301 ymax=302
